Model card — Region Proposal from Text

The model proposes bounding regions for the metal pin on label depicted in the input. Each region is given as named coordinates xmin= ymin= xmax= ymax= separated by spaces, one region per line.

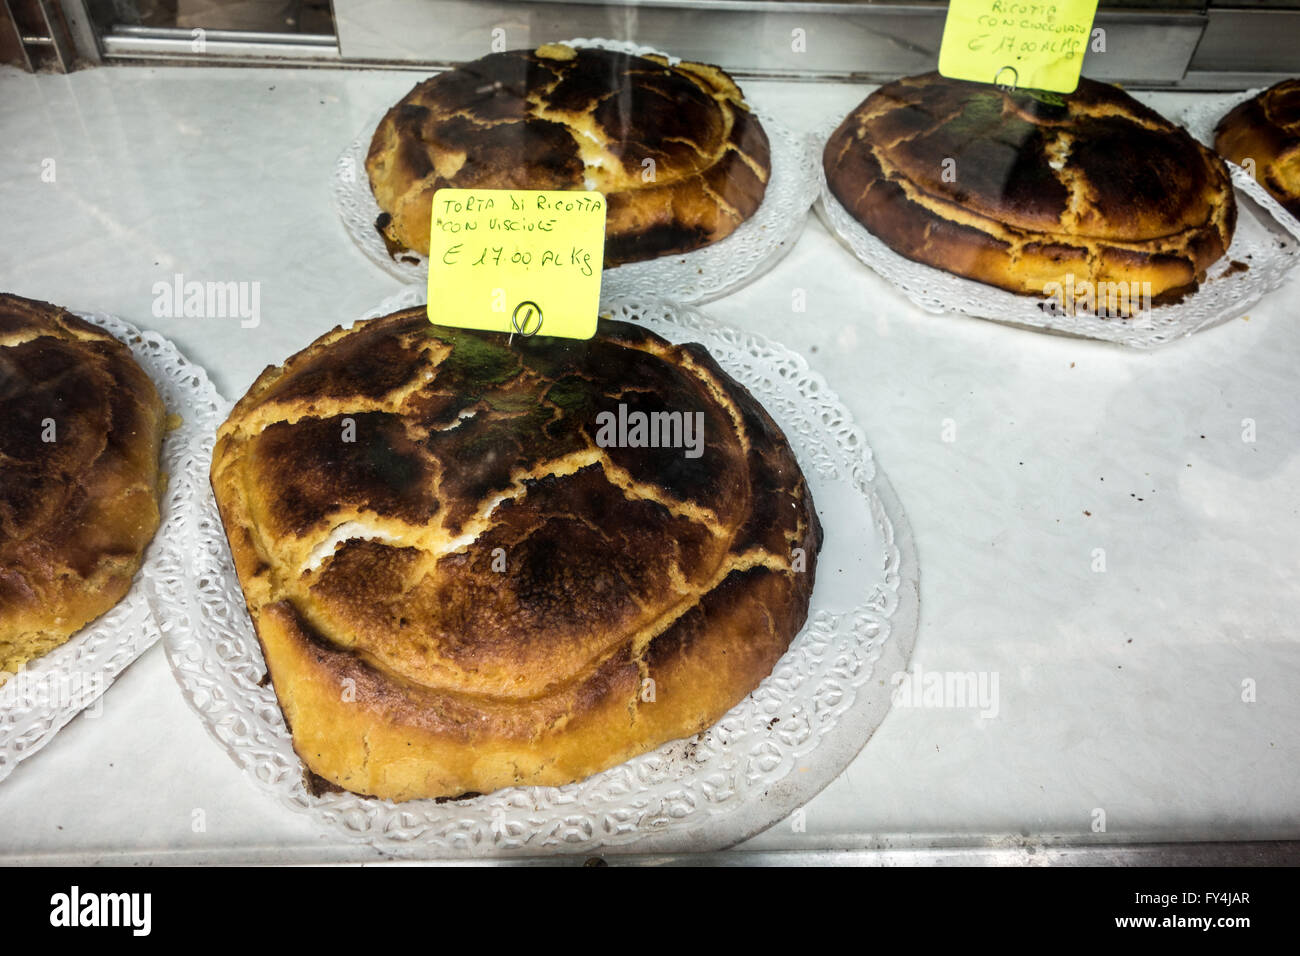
xmin=509 ymin=300 xmax=543 ymax=345
xmin=995 ymin=65 xmax=1019 ymax=92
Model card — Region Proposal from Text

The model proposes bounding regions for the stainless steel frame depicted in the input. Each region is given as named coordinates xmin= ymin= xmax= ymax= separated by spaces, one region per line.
xmin=330 ymin=1 xmax=1209 ymax=86
xmin=99 ymin=25 xmax=339 ymax=64
xmin=567 ymin=841 xmax=1300 ymax=865
xmin=4 ymin=839 xmax=1296 ymax=866
xmin=3 ymin=0 xmax=77 ymax=70
xmin=57 ymin=0 xmax=1300 ymax=89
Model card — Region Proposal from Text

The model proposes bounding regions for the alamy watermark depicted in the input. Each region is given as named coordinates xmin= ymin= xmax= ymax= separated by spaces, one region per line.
xmin=151 ymin=273 xmax=260 ymax=328
xmin=594 ymin=404 xmax=705 ymax=459
xmin=0 ymin=666 xmax=104 ymax=717
xmin=1041 ymin=274 xmax=1153 ymax=320
xmin=891 ymin=665 xmax=1000 ymax=718
xmin=49 ymin=886 xmax=150 ymax=936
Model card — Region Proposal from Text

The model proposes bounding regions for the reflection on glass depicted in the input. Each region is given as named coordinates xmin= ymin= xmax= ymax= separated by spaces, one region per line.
xmin=90 ymin=0 xmax=335 ymax=33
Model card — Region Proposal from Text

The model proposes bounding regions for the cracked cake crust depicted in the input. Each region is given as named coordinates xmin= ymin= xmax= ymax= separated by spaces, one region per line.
xmin=211 ymin=309 xmax=821 ymax=801
xmin=365 ymin=43 xmax=771 ymax=267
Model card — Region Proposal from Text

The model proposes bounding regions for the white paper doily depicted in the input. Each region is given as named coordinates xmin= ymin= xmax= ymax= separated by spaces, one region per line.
xmin=0 ymin=312 xmax=225 ymax=784
xmin=815 ymin=126 xmax=1300 ymax=348
xmin=333 ymin=38 xmax=819 ymax=305
xmin=164 ymin=287 xmax=920 ymax=858
xmin=1180 ymin=89 xmax=1262 ymax=151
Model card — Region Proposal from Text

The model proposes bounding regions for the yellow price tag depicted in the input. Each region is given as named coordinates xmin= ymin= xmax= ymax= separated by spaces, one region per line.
xmin=425 ymin=188 xmax=606 ymax=340
xmin=938 ymin=0 xmax=1099 ymax=94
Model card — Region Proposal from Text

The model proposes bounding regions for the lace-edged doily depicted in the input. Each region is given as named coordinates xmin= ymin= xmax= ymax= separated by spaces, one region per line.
xmin=164 ymin=287 xmax=920 ymax=857
xmin=1180 ymin=89 xmax=1262 ymax=150
xmin=0 ymin=312 xmax=224 ymax=784
xmin=333 ymin=38 xmax=819 ymax=305
xmin=814 ymin=126 xmax=1300 ymax=348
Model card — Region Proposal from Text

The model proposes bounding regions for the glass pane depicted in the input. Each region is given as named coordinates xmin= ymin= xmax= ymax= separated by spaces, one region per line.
xmin=90 ymin=0 xmax=336 ymax=33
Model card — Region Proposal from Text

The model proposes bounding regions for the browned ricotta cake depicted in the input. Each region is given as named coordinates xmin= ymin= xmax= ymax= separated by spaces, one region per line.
xmin=1215 ymin=79 xmax=1300 ymax=221
xmin=0 ymin=293 xmax=165 ymax=681
xmin=366 ymin=42 xmax=771 ymax=267
xmin=824 ymin=73 xmax=1237 ymax=311
xmin=210 ymin=309 xmax=821 ymax=801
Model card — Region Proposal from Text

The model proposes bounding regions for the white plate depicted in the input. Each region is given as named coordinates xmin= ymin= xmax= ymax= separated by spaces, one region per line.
xmin=814 ymin=124 xmax=1300 ymax=349
xmin=0 ymin=312 xmax=225 ymax=784
xmin=333 ymin=38 xmax=819 ymax=305
xmin=163 ymin=288 xmax=920 ymax=858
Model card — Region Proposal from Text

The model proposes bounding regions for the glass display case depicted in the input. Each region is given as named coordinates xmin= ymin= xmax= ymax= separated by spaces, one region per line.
xmin=6 ymin=1 xmax=1300 ymax=83
xmin=0 ymin=0 xmax=1297 ymax=867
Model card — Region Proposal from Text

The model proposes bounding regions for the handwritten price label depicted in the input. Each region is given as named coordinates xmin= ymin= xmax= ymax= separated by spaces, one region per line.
xmin=426 ymin=188 xmax=605 ymax=340
xmin=938 ymin=0 xmax=1099 ymax=94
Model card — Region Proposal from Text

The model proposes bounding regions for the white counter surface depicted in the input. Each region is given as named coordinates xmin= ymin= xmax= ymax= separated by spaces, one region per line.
xmin=0 ymin=65 xmax=1297 ymax=864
